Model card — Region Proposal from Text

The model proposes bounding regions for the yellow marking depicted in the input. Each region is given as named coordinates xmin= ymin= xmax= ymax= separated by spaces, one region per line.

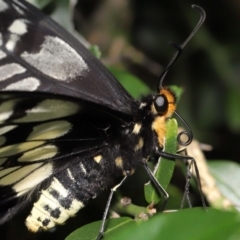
xmin=0 ymin=111 xmax=13 ymax=122
xmin=134 ymin=138 xmax=144 ymax=151
xmin=0 ymin=125 xmax=17 ymax=135
xmin=0 ymin=157 xmax=7 ymax=166
xmin=18 ymin=145 xmax=57 ymax=162
xmin=0 ymin=136 xmax=6 ymax=146
xmin=0 ymin=162 xmax=43 ymax=186
xmin=93 ymin=155 xmax=102 ymax=163
xmin=115 ymin=157 xmax=123 ymax=169
xmin=13 ymin=163 xmax=53 ymax=196
xmin=0 ymin=141 xmax=44 ymax=158
xmin=27 ymin=120 xmax=71 ymax=140
xmin=0 ymin=166 xmax=20 ymax=179
xmin=0 ymin=98 xmax=22 ymax=122
xmin=132 ymin=123 xmax=142 ymax=134
xmin=14 ymin=99 xmax=79 ymax=123
xmin=152 ymin=116 xmax=166 ymax=148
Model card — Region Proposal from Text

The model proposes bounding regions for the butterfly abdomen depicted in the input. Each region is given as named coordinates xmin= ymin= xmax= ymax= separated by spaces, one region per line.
xmin=26 ymin=176 xmax=84 ymax=232
xmin=25 ymin=156 xmax=113 ymax=231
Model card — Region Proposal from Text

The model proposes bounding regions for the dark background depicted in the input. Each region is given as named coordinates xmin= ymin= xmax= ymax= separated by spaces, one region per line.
xmin=74 ymin=0 xmax=240 ymax=162
xmin=1 ymin=0 xmax=240 ymax=239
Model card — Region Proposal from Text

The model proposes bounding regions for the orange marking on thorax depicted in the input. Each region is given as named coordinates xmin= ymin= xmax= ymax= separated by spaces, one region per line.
xmin=152 ymin=116 xmax=166 ymax=148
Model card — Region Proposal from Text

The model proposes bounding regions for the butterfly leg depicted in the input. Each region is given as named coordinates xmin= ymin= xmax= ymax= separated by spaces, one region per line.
xmin=157 ymin=151 xmax=206 ymax=208
xmin=96 ymin=175 xmax=128 ymax=240
xmin=141 ymin=162 xmax=169 ymax=210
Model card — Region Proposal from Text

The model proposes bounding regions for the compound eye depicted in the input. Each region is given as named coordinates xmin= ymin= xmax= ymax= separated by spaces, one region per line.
xmin=154 ymin=94 xmax=168 ymax=114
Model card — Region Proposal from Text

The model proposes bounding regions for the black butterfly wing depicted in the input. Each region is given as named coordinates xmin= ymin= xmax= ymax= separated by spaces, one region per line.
xmin=0 ymin=92 xmax=125 ymax=223
xmin=0 ymin=0 xmax=138 ymax=225
xmin=0 ymin=0 xmax=134 ymax=115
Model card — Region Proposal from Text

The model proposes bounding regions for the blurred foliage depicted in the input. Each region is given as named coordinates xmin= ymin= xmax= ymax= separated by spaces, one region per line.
xmin=2 ymin=0 xmax=240 ymax=239
xmin=73 ymin=0 xmax=240 ymax=162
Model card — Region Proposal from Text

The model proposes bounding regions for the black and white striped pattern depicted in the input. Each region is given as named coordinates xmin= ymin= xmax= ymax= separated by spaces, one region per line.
xmin=0 ymin=0 xmax=134 ymax=114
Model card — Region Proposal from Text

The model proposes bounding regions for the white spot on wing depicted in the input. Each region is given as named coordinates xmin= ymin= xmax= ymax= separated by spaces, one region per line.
xmin=6 ymin=34 xmax=20 ymax=51
xmin=21 ymin=36 xmax=89 ymax=81
xmin=3 ymin=77 xmax=40 ymax=91
xmin=8 ymin=19 xmax=28 ymax=35
xmin=0 ymin=63 xmax=26 ymax=81
xmin=0 ymin=1 xmax=8 ymax=12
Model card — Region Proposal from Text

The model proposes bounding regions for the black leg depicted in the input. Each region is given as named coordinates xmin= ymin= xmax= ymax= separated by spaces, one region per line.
xmin=157 ymin=150 xmax=206 ymax=208
xmin=142 ymin=162 xmax=169 ymax=210
xmin=96 ymin=175 xmax=128 ymax=240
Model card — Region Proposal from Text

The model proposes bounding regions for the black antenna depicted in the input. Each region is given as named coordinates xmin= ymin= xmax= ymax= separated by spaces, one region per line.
xmin=157 ymin=5 xmax=206 ymax=91
xmin=175 ymin=111 xmax=193 ymax=146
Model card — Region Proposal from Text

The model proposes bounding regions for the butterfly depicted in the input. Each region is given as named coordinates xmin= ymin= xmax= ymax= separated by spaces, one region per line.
xmin=0 ymin=0 xmax=205 ymax=239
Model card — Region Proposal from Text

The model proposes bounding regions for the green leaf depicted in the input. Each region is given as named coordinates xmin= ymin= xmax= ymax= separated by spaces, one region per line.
xmin=27 ymin=0 xmax=52 ymax=9
xmin=65 ymin=217 xmax=136 ymax=240
xmin=144 ymin=118 xmax=178 ymax=204
xmin=106 ymin=208 xmax=240 ymax=240
xmin=226 ymin=88 xmax=240 ymax=131
xmin=208 ymin=160 xmax=240 ymax=211
xmin=169 ymin=85 xmax=183 ymax=103
xmin=68 ymin=208 xmax=240 ymax=240
xmin=108 ymin=67 xmax=151 ymax=98
xmin=89 ymin=45 xmax=102 ymax=59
